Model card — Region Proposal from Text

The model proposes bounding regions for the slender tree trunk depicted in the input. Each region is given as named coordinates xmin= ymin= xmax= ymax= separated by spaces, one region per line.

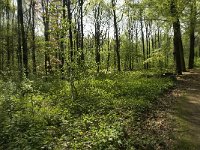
xmin=11 ymin=11 xmax=15 ymax=68
xmin=112 ymin=0 xmax=121 ymax=71
xmin=6 ymin=4 xmax=10 ymax=70
xmin=17 ymin=0 xmax=29 ymax=77
xmin=107 ymin=29 xmax=111 ymax=71
xmin=31 ymin=0 xmax=36 ymax=74
xmin=145 ymin=22 xmax=149 ymax=69
xmin=148 ymin=22 xmax=152 ymax=68
xmin=199 ymin=44 xmax=200 ymax=57
xmin=42 ymin=0 xmax=51 ymax=76
xmin=59 ymin=0 xmax=66 ymax=76
xmin=154 ymin=32 xmax=157 ymax=49
xmin=135 ymin=22 xmax=139 ymax=64
xmin=66 ymin=0 xmax=73 ymax=63
xmin=79 ymin=0 xmax=84 ymax=63
xmin=75 ymin=19 xmax=80 ymax=62
xmin=188 ymin=0 xmax=196 ymax=69
xmin=151 ymin=32 xmax=154 ymax=50
xmin=140 ymin=11 xmax=146 ymax=69
xmin=157 ymin=27 xmax=161 ymax=48
xmin=94 ymin=4 xmax=101 ymax=73
xmin=17 ymin=12 xmax=23 ymax=76
xmin=0 ymin=13 xmax=3 ymax=71
xmin=66 ymin=0 xmax=77 ymax=100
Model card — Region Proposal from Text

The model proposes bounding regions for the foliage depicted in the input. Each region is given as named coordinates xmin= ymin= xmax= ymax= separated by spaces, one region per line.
xmin=0 ymin=71 xmax=174 ymax=149
xmin=0 ymin=0 xmax=199 ymax=149
xmin=195 ymin=58 xmax=200 ymax=67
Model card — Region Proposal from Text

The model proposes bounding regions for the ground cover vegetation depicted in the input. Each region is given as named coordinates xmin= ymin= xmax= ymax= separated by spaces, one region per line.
xmin=0 ymin=0 xmax=200 ymax=149
xmin=0 ymin=71 xmax=174 ymax=149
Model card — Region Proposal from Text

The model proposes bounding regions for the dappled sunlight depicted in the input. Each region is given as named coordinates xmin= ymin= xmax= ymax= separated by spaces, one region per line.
xmin=172 ymin=69 xmax=200 ymax=149
xmin=0 ymin=0 xmax=200 ymax=148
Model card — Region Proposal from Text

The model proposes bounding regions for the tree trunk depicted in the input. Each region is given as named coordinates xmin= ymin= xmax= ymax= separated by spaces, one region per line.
xmin=17 ymin=12 xmax=23 ymax=77
xmin=6 ymin=4 xmax=10 ymax=70
xmin=0 ymin=13 xmax=3 ymax=71
xmin=42 ymin=0 xmax=52 ymax=76
xmin=170 ymin=0 xmax=183 ymax=75
xmin=31 ymin=0 xmax=36 ymax=74
xmin=135 ymin=22 xmax=139 ymax=64
xmin=179 ymin=35 xmax=186 ymax=71
xmin=145 ymin=21 xmax=149 ymax=69
xmin=157 ymin=27 xmax=161 ymax=48
xmin=59 ymin=0 xmax=66 ymax=76
xmin=188 ymin=0 xmax=196 ymax=69
xmin=112 ymin=0 xmax=121 ymax=72
xmin=11 ymin=11 xmax=15 ymax=69
xmin=17 ymin=0 xmax=29 ymax=77
xmin=66 ymin=0 xmax=77 ymax=100
xmin=94 ymin=4 xmax=101 ymax=73
xmin=79 ymin=0 xmax=84 ymax=63
xmin=140 ymin=10 xmax=146 ymax=69
xmin=107 ymin=31 xmax=111 ymax=72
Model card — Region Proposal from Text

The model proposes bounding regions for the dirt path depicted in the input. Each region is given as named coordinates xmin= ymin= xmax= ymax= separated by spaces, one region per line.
xmin=172 ymin=69 xmax=200 ymax=149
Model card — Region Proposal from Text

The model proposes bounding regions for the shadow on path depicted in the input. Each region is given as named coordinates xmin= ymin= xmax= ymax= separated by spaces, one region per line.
xmin=173 ymin=69 xmax=200 ymax=150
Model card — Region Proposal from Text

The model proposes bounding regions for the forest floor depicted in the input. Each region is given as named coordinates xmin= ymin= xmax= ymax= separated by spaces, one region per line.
xmin=142 ymin=69 xmax=200 ymax=149
xmin=1 ymin=69 xmax=200 ymax=149
xmin=171 ymin=69 xmax=200 ymax=149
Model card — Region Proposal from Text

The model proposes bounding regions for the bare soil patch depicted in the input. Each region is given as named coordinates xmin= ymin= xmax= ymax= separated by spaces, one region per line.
xmin=172 ymin=69 xmax=200 ymax=149
xmin=139 ymin=69 xmax=200 ymax=149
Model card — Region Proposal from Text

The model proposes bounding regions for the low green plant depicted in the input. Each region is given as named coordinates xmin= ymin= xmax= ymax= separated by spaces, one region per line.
xmin=0 ymin=71 xmax=174 ymax=149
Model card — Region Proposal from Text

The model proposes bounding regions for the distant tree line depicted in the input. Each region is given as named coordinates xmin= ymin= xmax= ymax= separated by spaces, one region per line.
xmin=0 ymin=0 xmax=199 ymax=78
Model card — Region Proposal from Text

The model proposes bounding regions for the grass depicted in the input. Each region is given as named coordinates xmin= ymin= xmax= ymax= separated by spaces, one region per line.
xmin=0 ymin=71 xmax=174 ymax=149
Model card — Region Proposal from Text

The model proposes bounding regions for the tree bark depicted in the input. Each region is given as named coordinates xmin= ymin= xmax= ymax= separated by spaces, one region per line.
xmin=79 ymin=0 xmax=84 ymax=63
xmin=0 ymin=13 xmax=3 ymax=71
xmin=107 ymin=30 xmax=111 ymax=71
xmin=94 ymin=4 xmax=101 ymax=73
xmin=17 ymin=0 xmax=29 ymax=77
xmin=170 ymin=0 xmax=183 ymax=75
xmin=188 ymin=0 xmax=196 ymax=69
xmin=31 ymin=0 xmax=36 ymax=74
xmin=66 ymin=0 xmax=77 ymax=100
xmin=42 ymin=0 xmax=52 ymax=76
xmin=59 ymin=0 xmax=66 ymax=76
xmin=6 ymin=3 xmax=10 ymax=69
xmin=140 ymin=9 xmax=146 ymax=69
xmin=112 ymin=0 xmax=121 ymax=71
xmin=17 ymin=12 xmax=23 ymax=76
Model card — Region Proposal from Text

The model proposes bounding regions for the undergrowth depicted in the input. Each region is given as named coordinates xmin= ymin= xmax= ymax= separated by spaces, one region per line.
xmin=0 ymin=71 xmax=174 ymax=150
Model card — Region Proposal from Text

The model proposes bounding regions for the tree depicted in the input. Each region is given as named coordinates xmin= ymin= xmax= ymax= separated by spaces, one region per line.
xmin=78 ymin=0 xmax=85 ymax=64
xmin=6 ymin=0 xmax=11 ymax=69
xmin=140 ymin=8 xmax=146 ymax=69
xmin=17 ymin=0 xmax=29 ymax=77
xmin=59 ymin=0 xmax=66 ymax=75
xmin=170 ymin=0 xmax=184 ymax=74
xmin=94 ymin=3 xmax=102 ymax=73
xmin=41 ymin=0 xmax=52 ymax=76
xmin=66 ymin=0 xmax=77 ymax=100
xmin=112 ymin=0 xmax=121 ymax=71
xmin=188 ymin=0 xmax=196 ymax=69
xmin=30 ymin=0 xmax=36 ymax=74
xmin=0 ymin=0 xmax=199 ymax=78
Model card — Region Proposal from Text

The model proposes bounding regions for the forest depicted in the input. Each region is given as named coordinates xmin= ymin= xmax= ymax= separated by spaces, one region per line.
xmin=0 ymin=0 xmax=200 ymax=149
